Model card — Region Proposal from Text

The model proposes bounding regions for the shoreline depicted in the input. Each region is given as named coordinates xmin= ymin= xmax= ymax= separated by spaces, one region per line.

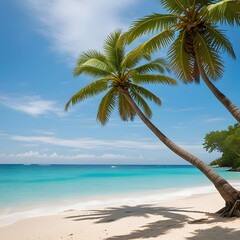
xmin=1 ymin=180 xmax=240 ymax=228
xmin=1 ymin=191 xmax=240 ymax=240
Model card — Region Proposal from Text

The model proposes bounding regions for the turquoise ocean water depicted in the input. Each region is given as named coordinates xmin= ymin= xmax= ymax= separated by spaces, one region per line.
xmin=0 ymin=164 xmax=240 ymax=226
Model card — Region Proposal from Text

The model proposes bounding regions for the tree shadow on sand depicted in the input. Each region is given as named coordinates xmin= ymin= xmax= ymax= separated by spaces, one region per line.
xmin=187 ymin=226 xmax=240 ymax=240
xmin=64 ymin=204 xmax=239 ymax=240
xmin=65 ymin=204 xmax=202 ymax=223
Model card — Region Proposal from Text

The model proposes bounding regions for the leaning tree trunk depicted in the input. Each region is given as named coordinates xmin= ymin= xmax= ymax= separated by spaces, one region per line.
xmin=196 ymin=54 xmax=240 ymax=124
xmin=119 ymin=86 xmax=240 ymax=217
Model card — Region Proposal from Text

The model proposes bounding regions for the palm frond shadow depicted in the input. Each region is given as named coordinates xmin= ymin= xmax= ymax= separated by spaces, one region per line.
xmin=64 ymin=204 xmax=239 ymax=239
xmin=187 ymin=226 xmax=240 ymax=240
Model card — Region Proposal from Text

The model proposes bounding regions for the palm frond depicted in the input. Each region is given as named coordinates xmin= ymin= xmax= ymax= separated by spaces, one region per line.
xmin=160 ymin=0 xmax=188 ymax=14
xmin=122 ymin=13 xmax=177 ymax=44
xmin=65 ymin=78 xmax=109 ymax=111
xmin=131 ymin=74 xmax=177 ymax=85
xmin=74 ymin=50 xmax=113 ymax=77
xmin=118 ymin=92 xmax=136 ymax=121
xmin=97 ymin=89 xmax=116 ymax=125
xmin=103 ymin=30 xmax=125 ymax=72
xmin=122 ymin=52 xmax=152 ymax=69
xmin=195 ymin=32 xmax=224 ymax=80
xmin=130 ymin=84 xmax=162 ymax=105
xmin=75 ymin=50 xmax=109 ymax=66
xmin=205 ymin=25 xmax=236 ymax=58
xmin=124 ymin=29 xmax=175 ymax=63
xmin=74 ymin=65 xmax=112 ymax=78
xmin=130 ymin=90 xmax=152 ymax=118
xmin=193 ymin=0 xmax=216 ymax=8
xmin=168 ymin=32 xmax=194 ymax=83
xmin=131 ymin=58 xmax=170 ymax=74
xmin=206 ymin=0 xmax=240 ymax=25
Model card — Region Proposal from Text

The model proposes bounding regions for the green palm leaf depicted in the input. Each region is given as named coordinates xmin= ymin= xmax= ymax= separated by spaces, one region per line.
xmin=195 ymin=32 xmax=224 ymax=80
xmin=160 ymin=0 xmax=188 ymax=14
xmin=65 ymin=78 xmax=109 ymax=111
xmin=205 ymin=25 xmax=236 ymax=58
xmin=130 ymin=84 xmax=162 ymax=105
xmin=168 ymin=32 xmax=194 ymax=83
xmin=74 ymin=64 xmax=112 ymax=78
xmin=97 ymin=89 xmax=116 ymax=125
xmin=131 ymin=74 xmax=177 ymax=85
xmin=207 ymin=0 xmax=240 ymax=25
xmin=122 ymin=52 xmax=152 ymax=69
xmin=130 ymin=90 xmax=152 ymax=118
xmin=124 ymin=29 xmax=175 ymax=63
xmin=122 ymin=13 xmax=177 ymax=44
xmin=74 ymin=50 xmax=113 ymax=77
xmin=118 ymin=92 xmax=136 ymax=121
xmin=75 ymin=50 xmax=110 ymax=67
xmin=131 ymin=58 xmax=170 ymax=74
xmin=103 ymin=30 xmax=125 ymax=72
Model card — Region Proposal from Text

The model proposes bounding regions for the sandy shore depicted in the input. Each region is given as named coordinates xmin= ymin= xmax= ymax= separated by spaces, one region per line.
xmin=0 ymin=192 xmax=240 ymax=240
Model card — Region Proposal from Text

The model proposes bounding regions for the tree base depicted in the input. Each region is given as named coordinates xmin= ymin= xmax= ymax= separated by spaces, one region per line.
xmin=216 ymin=200 xmax=240 ymax=217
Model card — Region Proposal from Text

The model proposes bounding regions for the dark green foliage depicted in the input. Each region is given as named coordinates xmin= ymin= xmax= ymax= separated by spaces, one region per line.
xmin=203 ymin=123 xmax=240 ymax=169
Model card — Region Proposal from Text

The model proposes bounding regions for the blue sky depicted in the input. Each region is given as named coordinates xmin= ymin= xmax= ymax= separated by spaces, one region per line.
xmin=0 ymin=0 xmax=239 ymax=165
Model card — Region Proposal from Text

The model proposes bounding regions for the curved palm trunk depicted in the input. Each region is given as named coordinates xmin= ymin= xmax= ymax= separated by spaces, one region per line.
xmin=196 ymin=54 xmax=240 ymax=124
xmin=119 ymin=86 xmax=240 ymax=217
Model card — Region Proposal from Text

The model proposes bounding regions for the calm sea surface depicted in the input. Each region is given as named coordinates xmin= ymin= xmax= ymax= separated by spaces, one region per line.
xmin=1 ymin=164 xmax=240 ymax=211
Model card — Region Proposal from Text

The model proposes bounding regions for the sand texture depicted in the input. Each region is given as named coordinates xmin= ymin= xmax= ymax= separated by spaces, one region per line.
xmin=0 ymin=192 xmax=240 ymax=240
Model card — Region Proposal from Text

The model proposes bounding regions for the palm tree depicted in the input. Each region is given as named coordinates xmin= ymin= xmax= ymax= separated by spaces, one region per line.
xmin=207 ymin=0 xmax=240 ymax=25
xmin=121 ymin=0 xmax=240 ymax=123
xmin=66 ymin=31 xmax=240 ymax=217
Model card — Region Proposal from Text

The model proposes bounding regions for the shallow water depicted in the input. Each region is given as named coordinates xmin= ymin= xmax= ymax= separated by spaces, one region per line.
xmin=1 ymin=164 xmax=240 ymax=208
xmin=0 ymin=164 xmax=240 ymax=226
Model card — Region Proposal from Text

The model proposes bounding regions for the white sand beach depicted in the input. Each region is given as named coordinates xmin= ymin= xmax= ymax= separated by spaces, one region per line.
xmin=0 ymin=192 xmax=240 ymax=240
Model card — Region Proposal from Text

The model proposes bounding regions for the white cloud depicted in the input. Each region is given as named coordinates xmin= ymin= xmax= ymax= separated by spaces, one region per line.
xmin=0 ymin=95 xmax=64 ymax=116
xmin=24 ymin=0 xmax=139 ymax=61
xmin=8 ymin=134 xmax=204 ymax=152
xmin=0 ymin=131 xmax=9 ymax=137
xmin=34 ymin=130 xmax=55 ymax=135
xmin=204 ymin=117 xmax=228 ymax=123
xmin=10 ymin=135 xmax=165 ymax=150
xmin=0 ymin=151 xmax=143 ymax=161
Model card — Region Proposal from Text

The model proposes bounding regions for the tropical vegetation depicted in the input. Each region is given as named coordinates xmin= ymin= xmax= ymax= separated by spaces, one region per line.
xmin=121 ymin=0 xmax=240 ymax=123
xmin=204 ymin=123 xmax=240 ymax=170
xmin=65 ymin=31 xmax=177 ymax=124
xmin=66 ymin=31 xmax=240 ymax=217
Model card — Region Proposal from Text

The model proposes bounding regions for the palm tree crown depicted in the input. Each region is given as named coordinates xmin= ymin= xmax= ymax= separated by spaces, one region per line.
xmin=121 ymin=0 xmax=238 ymax=83
xmin=65 ymin=30 xmax=177 ymax=125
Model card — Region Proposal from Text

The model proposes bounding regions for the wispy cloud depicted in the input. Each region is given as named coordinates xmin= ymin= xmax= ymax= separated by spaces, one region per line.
xmin=34 ymin=130 xmax=55 ymax=135
xmin=204 ymin=117 xmax=228 ymax=123
xmin=0 ymin=95 xmax=64 ymax=116
xmin=7 ymin=134 xmax=203 ymax=152
xmin=0 ymin=130 xmax=9 ymax=137
xmin=24 ymin=0 xmax=139 ymax=61
xmin=10 ymin=135 xmax=165 ymax=150
xmin=0 ymin=151 xmax=143 ymax=161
